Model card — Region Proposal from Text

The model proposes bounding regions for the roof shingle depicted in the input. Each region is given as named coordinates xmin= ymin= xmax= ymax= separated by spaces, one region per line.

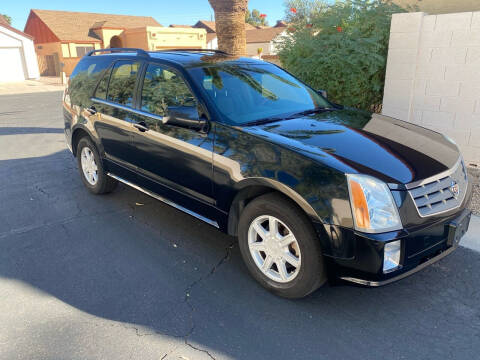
xmin=246 ymin=27 xmax=286 ymax=43
xmin=194 ymin=20 xmax=256 ymax=33
xmin=30 ymin=9 xmax=161 ymax=42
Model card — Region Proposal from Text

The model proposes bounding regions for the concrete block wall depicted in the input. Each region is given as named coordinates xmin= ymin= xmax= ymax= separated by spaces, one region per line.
xmin=382 ymin=12 xmax=480 ymax=166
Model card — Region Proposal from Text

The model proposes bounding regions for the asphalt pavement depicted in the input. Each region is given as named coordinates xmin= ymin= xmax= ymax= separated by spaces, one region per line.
xmin=1 ymin=91 xmax=479 ymax=360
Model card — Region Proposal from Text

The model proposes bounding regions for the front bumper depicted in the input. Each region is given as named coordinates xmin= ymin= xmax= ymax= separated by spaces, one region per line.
xmin=330 ymin=208 xmax=472 ymax=286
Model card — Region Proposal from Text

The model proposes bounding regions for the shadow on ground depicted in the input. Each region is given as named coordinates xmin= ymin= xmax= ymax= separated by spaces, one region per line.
xmin=0 ymin=149 xmax=479 ymax=360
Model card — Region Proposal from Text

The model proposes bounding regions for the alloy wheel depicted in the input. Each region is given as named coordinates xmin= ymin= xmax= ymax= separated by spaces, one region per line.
xmin=248 ymin=215 xmax=301 ymax=283
xmin=80 ymin=147 xmax=98 ymax=185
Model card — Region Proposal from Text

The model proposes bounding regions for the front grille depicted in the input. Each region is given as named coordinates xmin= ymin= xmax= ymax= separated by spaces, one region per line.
xmin=408 ymin=158 xmax=468 ymax=217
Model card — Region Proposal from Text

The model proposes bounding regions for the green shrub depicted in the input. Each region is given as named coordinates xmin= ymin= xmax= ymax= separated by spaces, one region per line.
xmin=278 ymin=0 xmax=405 ymax=112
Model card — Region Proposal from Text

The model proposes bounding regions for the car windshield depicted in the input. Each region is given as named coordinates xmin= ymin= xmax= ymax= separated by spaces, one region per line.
xmin=187 ymin=62 xmax=331 ymax=125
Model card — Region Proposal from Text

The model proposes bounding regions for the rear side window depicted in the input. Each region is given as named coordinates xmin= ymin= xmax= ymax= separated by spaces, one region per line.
xmin=94 ymin=67 xmax=112 ymax=100
xmin=107 ymin=61 xmax=140 ymax=107
xmin=69 ymin=56 xmax=113 ymax=108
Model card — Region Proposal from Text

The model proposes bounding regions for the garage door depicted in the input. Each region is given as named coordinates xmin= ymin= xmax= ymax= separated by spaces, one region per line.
xmin=0 ymin=48 xmax=26 ymax=82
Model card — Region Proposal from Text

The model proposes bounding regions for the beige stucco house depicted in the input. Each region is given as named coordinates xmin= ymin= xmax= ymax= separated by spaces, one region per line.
xmin=24 ymin=9 xmax=206 ymax=76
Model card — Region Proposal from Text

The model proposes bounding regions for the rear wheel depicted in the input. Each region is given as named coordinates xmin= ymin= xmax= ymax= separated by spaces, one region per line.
xmin=76 ymin=137 xmax=117 ymax=194
xmin=238 ymin=193 xmax=326 ymax=298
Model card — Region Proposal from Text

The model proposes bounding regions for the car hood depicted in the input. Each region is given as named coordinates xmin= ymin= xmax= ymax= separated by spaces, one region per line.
xmin=241 ymin=109 xmax=460 ymax=185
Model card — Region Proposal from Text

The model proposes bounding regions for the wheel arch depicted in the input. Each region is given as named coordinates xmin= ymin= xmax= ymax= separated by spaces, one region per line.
xmin=226 ymin=178 xmax=324 ymax=237
xmin=71 ymin=126 xmax=99 ymax=157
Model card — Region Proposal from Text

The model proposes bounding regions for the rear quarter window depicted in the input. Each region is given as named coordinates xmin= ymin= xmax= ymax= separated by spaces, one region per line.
xmin=69 ymin=57 xmax=113 ymax=108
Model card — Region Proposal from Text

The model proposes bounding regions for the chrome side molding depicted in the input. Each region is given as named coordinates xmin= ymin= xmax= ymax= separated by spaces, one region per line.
xmin=107 ymin=173 xmax=219 ymax=228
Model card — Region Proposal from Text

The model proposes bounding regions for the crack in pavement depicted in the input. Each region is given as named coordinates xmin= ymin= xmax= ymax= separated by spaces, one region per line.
xmin=0 ymin=207 xmax=131 ymax=240
xmin=80 ymin=240 xmax=236 ymax=360
xmin=181 ymin=240 xmax=237 ymax=360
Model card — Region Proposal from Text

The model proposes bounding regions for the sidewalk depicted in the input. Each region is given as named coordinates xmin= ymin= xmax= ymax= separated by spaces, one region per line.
xmin=0 ymin=77 xmax=65 ymax=95
xmin=463 ymin=214 xmax=480 ymax=252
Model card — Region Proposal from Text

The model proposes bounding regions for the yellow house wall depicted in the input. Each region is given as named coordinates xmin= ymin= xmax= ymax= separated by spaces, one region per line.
xmin=68 ymin=43 xmax=77 ymax=57
xmin=100 ymin=29 xmax=124 ymax=48
xmin=123 ymin=27 xmax=207 ymax=50
xmin=60 ymin=43 xmax=98 ymax=58
xmin=61 ymin=43 xmax=70 ymax=57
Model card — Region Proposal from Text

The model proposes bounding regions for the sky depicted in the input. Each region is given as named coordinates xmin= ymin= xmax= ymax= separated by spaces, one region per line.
xmin=4 ymin=0 xmax=287 ymax=31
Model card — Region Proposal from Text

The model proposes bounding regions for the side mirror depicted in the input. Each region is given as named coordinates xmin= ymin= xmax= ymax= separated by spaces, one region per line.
xmin=163 ymin=106 xmax=207 ymax=131
xmin=317 ymin=89 xmax=327 ymax=99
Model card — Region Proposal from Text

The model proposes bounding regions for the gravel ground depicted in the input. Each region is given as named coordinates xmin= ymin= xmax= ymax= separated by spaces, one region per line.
xmin=468 ymin=167 xmax=480 ymax=216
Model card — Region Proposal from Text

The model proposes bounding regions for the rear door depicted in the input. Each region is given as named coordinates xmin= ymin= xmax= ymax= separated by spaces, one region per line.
xmin=92 ymin=59 xmax=142 ymax=177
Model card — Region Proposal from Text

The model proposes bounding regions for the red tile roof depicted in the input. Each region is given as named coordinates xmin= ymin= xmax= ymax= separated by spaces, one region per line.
xmin=29 ymin=9 xmax=161 ymax=42
xmin=246 ymin=27 xmax=286 ymax=43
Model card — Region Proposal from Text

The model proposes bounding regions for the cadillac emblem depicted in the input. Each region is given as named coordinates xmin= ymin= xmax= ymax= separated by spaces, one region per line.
xmin=450 ymin=181 xmax=460 ymax=199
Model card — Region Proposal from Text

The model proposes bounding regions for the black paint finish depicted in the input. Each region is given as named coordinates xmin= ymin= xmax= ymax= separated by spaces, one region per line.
xmin=63 ymin=51 xmax=472 ymax=285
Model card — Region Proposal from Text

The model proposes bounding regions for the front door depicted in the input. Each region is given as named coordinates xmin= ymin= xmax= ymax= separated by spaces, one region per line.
xmin=44 ymin=54 xmax=58 ymax=76
xmin=130 ymin=63 xmax=215 ymax=210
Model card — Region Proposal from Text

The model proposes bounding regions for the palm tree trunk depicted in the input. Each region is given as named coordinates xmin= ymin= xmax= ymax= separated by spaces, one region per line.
xmin=208 ymin=0 xmax=249 ymax=56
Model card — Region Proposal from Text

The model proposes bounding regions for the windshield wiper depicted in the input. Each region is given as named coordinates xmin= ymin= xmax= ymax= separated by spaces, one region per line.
xmin=242 ymin=107 xmax=334 ymax=127
xmin=289 ymin=106 xmax=334 ymax=118
xmin=242 ymin=116 xmax=288 ymax=126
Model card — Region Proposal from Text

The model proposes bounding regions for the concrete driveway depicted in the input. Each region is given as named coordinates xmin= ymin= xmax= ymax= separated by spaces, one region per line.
xmin=1 ymin=91 xmax=479 ymax=360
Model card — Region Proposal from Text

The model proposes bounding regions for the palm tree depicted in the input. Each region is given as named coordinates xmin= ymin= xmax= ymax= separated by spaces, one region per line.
xmin=208 ymin=0 xmax=249 ymax=56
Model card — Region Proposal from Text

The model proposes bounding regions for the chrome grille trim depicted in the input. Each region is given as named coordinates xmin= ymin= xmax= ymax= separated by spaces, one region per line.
xmin=407 ymin=157 xmax=468 ymax=218
xmin=404 ymin=157 xmax=462 ymax=190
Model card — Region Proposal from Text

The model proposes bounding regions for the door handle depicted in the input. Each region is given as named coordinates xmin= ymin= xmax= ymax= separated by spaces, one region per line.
xmin=86 ymin=105 xmax=97 ymax=115
xmin=133 ymin=121 xmax=148 ymax=132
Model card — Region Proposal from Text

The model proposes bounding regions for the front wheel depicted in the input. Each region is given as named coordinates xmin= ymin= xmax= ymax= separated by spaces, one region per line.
xmin=238 ymin=193 xmax=326 ymax=299
xmin=76 ymin=137 xmax=117 ymax=194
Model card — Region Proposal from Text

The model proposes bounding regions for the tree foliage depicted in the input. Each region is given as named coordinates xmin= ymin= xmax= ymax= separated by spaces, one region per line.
xmin=246 ymin=9 xmax=269 ymax=26
xmin=278 ymin=0 xmax=405 ymax=112
xmin=1 ymin=14 xmax=12 ymax=25
xmin=283 ymin=0 xmax=328 ymax=24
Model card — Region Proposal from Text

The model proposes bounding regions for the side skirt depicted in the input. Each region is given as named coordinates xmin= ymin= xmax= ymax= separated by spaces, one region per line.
xmin=107 ymin=173 xmax=220 ymax=229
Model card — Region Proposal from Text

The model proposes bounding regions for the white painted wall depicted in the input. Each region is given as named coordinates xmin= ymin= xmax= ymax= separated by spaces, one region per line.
xmin=0 ymin=25 xmax=40 ymax=82
xmin=382 ymin=11 xmax=480 ymax=166
xmin=207 ymin=36 xmax=218 ymax=50
xmin=0 ymin=48 xmax=25 ymax=82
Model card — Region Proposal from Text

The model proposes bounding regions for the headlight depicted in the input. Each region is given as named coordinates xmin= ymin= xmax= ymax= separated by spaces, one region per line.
xmin=346 ymin=174 xmax=402 ymax=233
xmin=383 ymin=240 xmax=401 ymax=273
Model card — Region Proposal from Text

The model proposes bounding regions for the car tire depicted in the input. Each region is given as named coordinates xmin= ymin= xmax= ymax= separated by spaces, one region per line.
xmin=238 ymin=193 xmax=327 ymax=299
xmin=76 ymin=137 xmax=117 ymax=194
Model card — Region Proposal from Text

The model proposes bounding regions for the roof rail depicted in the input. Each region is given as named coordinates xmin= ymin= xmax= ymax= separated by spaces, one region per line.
xmin=156 ymin=49 xmax=230 ymax=55
xmin=86 ymin=48 xmax=150 ymax=58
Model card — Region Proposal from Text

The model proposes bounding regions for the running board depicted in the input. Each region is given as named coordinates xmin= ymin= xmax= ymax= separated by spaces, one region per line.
xmin=107 ymin=173 xmax=219 ymax=228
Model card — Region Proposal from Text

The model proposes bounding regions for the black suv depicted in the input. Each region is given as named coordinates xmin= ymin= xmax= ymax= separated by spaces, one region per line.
xmin=64 ymin=48 xmax=472 ymax=298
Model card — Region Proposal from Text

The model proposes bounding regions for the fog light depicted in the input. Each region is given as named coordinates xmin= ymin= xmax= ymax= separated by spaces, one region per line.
xmin=383 ymin=240 xmax=401 ymax=273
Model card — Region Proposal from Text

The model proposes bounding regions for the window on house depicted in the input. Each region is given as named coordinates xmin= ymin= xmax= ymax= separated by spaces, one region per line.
xmin=106 ymin=60 xmax=140 ymax=107
xmin=76 ymin=45 xmax=95 ymax=57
